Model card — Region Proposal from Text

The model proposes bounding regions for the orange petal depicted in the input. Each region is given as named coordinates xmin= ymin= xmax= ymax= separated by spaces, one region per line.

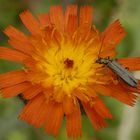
xmin=23 ymin=56 xmax=37 ymax=69
xmin=20 ymin=10 xmax=41 ymax=35
xmin=119 ymin=79 xmax=140 ymax=94
xmin=34 ymin=101 xmax=53 ymax=128
xmin=77 ymin=6 xmax=93 ymax=40
xmin=64 ymin=5 xmax=78 ymax=36
xmin=43 ymin=86 xmax=54 ymax=99
xmin=73 ymin=89 xmax=89 ymax=102
xmin=0 ymin=47 xmax=28 ymax=62
xmin=65 ymin=5 xmax=77 ymax=21
xmin=125 ymin=86 xmax=140 ymax=94
xmin=118 ymin=57 xmax=140 ymax=71
xmin=118 ymin=57 xmax=140 ymax=63
xmin=4 ymin=26 xmax=28 ymax=42
xmin=63 ymin=96 xmax=74 ymax=114
xmin=8 ymin=39 xmax=33 ymax=55
xmin=80 ymin=6 xmax=93 ymax=26
xmin=101 ymin=20 xmax=126 ymax=57
xmin=110 ymin=84 xmax=137 ymax=106
xmin=111 ymin=91 xmax=137 ymax=106
xmin=19 ymin=94 xmax=48 ymax=128
xmin=79 ymin=6 xmax=92 ymax=34
xmin=1 ymin=82 xmax=31 ymax=98
xmin=23 ymin=84 xmax=43 ymax=99
xmin=86 ymin=86 xmax=97 ymax=97
xmin=83 ymin=102 xmax=107 ymax=130
xmin=0 ymin=70 xmax=27 ymax=89
xmin=93 ymin=97 xmax=113 ymax=119
xmin=50 ymin=6 xmax=64 ymax=31
xmin=53 ymin=88 xmax=65 ymax=102
xmin=38 ymin=14 xmax=50 ymax=26
xmin=66 ymin=15 xmax=78 ymax=37
xmin=45 ymin=102 xmax=64 ymax=136
xmin=84 ymin=25 xmax=99 ymax=44
xmin=93 ymin=84 xmax=112 ymax=96
xmin=125 ymin=80 xmax=140 ymax=94
xmin=100 ymin=48 xmax=117 ymax=58
xmin=66 ymin=105 xmax=82 ymax=138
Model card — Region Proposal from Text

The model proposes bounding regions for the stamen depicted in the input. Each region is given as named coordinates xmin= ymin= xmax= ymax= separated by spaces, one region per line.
xmin=64 ymin=58 xmax=74 ymax=69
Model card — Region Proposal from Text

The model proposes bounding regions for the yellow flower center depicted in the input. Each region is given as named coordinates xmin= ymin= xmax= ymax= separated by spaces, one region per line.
xmin=30 ymin=37 xmax=100 ymax=95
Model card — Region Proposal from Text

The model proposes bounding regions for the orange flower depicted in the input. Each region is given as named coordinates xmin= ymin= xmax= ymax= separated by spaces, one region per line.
xmin=0 ymin=5 xmax=140 ymax=138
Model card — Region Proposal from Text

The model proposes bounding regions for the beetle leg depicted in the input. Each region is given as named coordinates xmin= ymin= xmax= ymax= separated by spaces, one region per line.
xmin=125 ymin=67 xmax=129 ymax=70
xmin=107 ymin=56 xmax=110 ymax=59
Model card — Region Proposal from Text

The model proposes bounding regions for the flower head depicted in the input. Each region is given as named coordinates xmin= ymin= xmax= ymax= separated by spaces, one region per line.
xmin=0 ymin=5 xmax=140 ymax=138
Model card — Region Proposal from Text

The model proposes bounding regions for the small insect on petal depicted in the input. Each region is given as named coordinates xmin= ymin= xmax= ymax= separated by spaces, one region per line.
xmin=96 ymin=58 xmax=138 ymax=88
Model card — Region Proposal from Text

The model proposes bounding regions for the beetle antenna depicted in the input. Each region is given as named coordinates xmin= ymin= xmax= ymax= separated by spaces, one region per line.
xmin=98 ymin=35 xmax=105 ymax=58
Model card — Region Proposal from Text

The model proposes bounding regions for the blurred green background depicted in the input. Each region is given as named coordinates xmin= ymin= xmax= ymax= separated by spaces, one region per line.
xmin=0 ymin=0 xmax=140 ymax=140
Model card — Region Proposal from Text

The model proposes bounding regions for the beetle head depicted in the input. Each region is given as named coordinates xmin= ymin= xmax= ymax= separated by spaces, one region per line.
xmin=96 ymin=57 xmax=110 ymax=64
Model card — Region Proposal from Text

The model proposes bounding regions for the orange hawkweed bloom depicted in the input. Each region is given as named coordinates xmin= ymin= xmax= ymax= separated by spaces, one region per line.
xmin=0 ymin=5 xmax=140 ymax=138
